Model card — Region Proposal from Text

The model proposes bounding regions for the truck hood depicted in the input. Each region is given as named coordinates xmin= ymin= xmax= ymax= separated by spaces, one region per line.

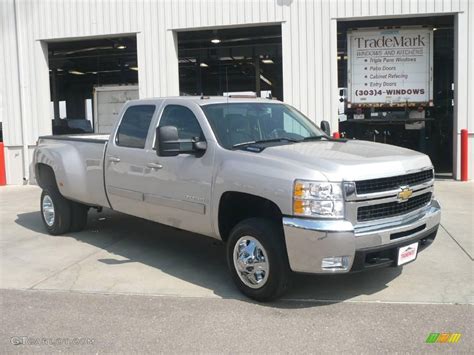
xmin=259 ymin=139 xmax=432 ymax=181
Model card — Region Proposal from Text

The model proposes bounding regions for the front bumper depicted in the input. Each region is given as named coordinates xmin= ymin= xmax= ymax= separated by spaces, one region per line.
xmin=282 ymin=199 xmax=441 ymax=274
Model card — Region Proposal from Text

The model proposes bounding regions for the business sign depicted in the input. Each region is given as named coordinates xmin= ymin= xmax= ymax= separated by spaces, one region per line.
xmin=347 ymin=27 xmax=433 ymax=106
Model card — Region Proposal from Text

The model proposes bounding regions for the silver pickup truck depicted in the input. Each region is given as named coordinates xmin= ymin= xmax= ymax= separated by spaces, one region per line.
xmin=31 ymin=97 xmax=441 ymax=301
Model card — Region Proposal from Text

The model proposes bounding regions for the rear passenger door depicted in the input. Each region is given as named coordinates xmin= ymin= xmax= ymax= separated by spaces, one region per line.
xmin=105 ymin=104 xmax=158 ymax=218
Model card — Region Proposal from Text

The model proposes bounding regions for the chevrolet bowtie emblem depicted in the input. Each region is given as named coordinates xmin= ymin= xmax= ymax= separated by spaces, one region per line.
xmin=398 ymin=187 xmax=413 ymax=201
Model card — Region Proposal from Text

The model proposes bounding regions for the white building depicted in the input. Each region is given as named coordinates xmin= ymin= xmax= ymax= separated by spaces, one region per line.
xmin=1 ymin=0 xmax=472 ymax=184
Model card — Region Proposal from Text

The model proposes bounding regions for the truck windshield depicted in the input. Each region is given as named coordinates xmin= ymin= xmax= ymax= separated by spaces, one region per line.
xmin=201 ymin=103 xmax=326 ymax=149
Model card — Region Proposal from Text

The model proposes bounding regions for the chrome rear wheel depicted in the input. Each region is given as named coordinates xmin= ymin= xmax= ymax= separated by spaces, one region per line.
xmin=40 ymin=188 xmax=72 ymax=235
xmin=42 ymin=194 xmax=55 ymax=227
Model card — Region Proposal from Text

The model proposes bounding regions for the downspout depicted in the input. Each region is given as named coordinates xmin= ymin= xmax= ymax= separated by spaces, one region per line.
xmin=13 ymin=0 xmax=29 ymax=184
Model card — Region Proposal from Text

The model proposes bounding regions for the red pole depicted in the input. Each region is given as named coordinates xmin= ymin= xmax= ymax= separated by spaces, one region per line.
xmin=332 ymin=132 xmax=340 ymax=139
xmin=461 ymin=129 xmax=468 ymax=181
xmin=0 ymin=142 xmax=6 ymax=186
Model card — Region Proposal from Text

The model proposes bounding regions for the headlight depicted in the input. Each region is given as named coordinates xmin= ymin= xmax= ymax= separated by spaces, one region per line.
xmin=293 ymin=180 xmax=344 ymax=218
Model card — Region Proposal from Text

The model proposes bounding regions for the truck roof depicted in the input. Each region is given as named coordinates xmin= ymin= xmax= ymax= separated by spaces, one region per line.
xmin=127 ymin=96 xmax=281 ymax=106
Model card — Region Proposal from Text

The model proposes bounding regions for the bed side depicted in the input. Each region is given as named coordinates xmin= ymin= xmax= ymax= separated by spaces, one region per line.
xmin=32 ymin=136 xmax=110 ymax=208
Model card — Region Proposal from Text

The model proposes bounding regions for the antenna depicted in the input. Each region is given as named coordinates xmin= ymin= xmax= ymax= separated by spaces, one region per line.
xmin=225 ymin=66 xmax=229 ymax=104
xmin=225 ymin=66 xmax=230 ymax=139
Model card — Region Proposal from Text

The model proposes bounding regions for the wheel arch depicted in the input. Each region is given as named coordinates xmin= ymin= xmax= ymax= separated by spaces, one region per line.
xmin=217 ymin=191 xmax=283 ymax=242
xmin=35 ymin=163 xmax=59 ymax=190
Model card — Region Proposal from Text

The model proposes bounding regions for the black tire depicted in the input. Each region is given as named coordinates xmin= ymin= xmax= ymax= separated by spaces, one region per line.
xmin=40 ymin=188 xmax=72 ymax=235
xmin=226 ymin=218 xmax=291 ymax=302
xmin=70 ymin=202 xmax=89 ymax=232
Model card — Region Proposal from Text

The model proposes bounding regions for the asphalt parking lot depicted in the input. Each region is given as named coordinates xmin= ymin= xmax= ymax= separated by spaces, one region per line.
xmin=1 ymin=181 xmax=472 ymax=352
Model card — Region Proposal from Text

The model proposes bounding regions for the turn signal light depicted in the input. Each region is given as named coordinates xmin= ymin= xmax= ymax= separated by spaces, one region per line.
xmin=293 ymin=200 xmax=305 ymax=214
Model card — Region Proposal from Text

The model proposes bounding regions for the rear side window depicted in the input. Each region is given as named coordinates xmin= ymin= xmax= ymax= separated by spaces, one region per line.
xmin=116 ymin=105 xmax=156 ymax=148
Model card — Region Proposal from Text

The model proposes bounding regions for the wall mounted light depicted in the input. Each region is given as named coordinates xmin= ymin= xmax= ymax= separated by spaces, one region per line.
xmin=260 ymin=74 xmax=272 ymax=86
xmin=68 ymin=70 xmax=85 ymax=75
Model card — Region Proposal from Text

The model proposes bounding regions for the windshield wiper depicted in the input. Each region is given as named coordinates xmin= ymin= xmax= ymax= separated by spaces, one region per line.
xmin=302 ymin=135 xmax=329 ymax=141
xmin=232 ymin=137 xmax=299 ymax=149
xmin=302 ymin=135 xmax=344 ymax=142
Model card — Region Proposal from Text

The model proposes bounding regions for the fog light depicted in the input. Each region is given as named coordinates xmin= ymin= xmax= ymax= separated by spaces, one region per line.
xmin=321 ymin=256 xmax=350 ymax=271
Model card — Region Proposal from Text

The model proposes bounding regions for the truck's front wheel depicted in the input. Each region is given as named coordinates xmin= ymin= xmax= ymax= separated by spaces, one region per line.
xmin=226 ymin=218 xmax=290 ymax=302
xmin=40 ymin=188 xmax=72 ymax=235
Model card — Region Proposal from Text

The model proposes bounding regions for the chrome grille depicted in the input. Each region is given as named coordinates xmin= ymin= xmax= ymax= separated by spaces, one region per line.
xmin=357 ymin=192 xmax=432 ymax=222
xmin=355 ymin=170 xmax=433 ymax=195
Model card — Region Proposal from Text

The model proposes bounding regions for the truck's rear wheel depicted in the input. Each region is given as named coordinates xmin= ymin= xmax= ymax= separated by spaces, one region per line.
xmin=226 ymin=218 xmax=290 ymax=302
xmin=70 ymin=202 xmax=89 ymax=232
xmin=40 ymin=188 xmax=72 ymax=235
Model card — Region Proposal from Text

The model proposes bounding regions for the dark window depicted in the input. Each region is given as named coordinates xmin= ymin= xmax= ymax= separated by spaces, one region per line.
xmin=158 ymin=105 xmax=204 ymax=152
xmin=201 ymin=103 xmax=324 ymax=149
xmin=159 ymin=105 xmax=204 ymax=141
xmin=116 ymin=105 xmax=156 ymax=148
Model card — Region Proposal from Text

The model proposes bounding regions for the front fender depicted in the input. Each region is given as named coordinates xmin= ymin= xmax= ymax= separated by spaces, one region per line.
xmin=211 ymin=149 xmax=327 ymax=238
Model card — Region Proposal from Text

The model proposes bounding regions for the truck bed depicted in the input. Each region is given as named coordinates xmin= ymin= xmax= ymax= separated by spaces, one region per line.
xmin=34 ymin=134 xmax=110 ymax=208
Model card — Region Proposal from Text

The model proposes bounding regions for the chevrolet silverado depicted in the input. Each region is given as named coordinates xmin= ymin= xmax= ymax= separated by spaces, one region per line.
xmin=31 ymin=97 xmax=441 ymax=301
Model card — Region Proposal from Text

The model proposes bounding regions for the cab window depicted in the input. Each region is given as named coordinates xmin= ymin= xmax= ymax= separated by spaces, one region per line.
xmin=159 ymin=105 xmax=204 ymax=141
xmin=158 ymin=105 xmax=205 ymax=152
xmin=116 ymin=105 xmax=156 ymax=148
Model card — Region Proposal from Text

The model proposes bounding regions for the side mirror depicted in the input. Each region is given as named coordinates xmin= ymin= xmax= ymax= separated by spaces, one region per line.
xmin=320 ymin=120 xmax=331 ymax=136
xmin=155 ymin=125 xmax=207 ymax=157
xmin=194 ymin=141 xmax=207 ymax=151
xmin=156 ymin=126 xmax=180 ymax=157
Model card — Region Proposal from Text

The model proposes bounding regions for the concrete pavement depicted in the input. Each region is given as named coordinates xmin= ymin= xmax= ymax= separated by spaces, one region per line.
xmin=1 ymin=180 xmax=473 ymax=352
xmin=0 ymin=182 xmax=472 ymax=303
xmin=434 ymin=180 xmax=473 ymax=259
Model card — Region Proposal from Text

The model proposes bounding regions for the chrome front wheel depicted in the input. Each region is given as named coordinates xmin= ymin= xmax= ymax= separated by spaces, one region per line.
xmin=42 ymin=194 xmax=55 ymax=227
xmin=233 ymin=236 xmax=270 ymax=289
xmin=227 ymin=218 xmax=290 ymax=301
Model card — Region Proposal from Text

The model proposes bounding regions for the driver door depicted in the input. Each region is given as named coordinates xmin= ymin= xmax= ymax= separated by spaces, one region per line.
xmin=142 ymin=101 xmax=214 ymax=236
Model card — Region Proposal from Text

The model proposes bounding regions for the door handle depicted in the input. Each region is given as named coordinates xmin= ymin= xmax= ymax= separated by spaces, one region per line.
xmin=147 ymin=162 xmax=163 ymax=170
xmin=108 ymin=156 xmax=121 ymax=163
